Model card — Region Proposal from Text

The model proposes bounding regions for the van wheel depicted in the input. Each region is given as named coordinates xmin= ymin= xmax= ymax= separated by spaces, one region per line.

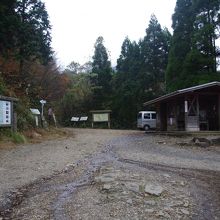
xmin=144 ymin=125 xmax=150 ymax=131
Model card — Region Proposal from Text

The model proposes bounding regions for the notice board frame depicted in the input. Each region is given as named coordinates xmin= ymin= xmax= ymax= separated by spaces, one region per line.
xmin=90 ymin=110 xmax=112 ymax=128
xmin=0 ymin=95 xmax=18 ymax=131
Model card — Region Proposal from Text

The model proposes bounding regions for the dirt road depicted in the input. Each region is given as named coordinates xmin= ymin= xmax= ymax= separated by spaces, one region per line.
xmin=0 ymin=128 xmax=219 ymax=219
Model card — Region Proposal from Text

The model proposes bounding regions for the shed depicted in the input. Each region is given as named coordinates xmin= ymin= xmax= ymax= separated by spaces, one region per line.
xmin=143 ymin=82 xmax=220 ymax=131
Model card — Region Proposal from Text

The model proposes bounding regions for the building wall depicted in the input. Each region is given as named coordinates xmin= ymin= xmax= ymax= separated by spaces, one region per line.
xmin=167 ymin=100 xmax=178 ymax=131
xmin=145 ymin=83 xmax=220 ymax=132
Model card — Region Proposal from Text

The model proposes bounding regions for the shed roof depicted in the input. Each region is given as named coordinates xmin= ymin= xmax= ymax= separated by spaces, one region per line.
xmin=143 ymin=81 xmax=220 ymax=106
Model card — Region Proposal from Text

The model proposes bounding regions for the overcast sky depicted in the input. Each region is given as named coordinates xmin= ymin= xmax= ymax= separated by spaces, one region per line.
xmin=44 ymin=0 xmax=177 ymax=68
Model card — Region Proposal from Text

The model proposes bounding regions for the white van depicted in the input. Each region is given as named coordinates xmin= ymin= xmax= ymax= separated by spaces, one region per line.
xmin=137 ymin=111 xmax=156 ymax=131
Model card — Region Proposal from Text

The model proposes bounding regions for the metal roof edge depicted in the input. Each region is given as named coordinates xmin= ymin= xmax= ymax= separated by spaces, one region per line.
xmin=143 ymin=90 xmax=179 ymax=106
xmin=143 ymin=81 xmax=220 ymax=106
xmin=178 ymin=81 xmax=220 ymax=93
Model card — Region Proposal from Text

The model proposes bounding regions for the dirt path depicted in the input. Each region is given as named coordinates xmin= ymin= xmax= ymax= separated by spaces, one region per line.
xmin=0 ymin=129 xmax=135 ymax=202
xmin=0 ymin=129 xmax=219 ymax=219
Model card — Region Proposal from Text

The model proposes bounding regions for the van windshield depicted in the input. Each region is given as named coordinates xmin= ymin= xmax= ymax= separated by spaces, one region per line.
xmin=137 ymin=113 xmax=142 ymax=119
xmin=152 ymin=113 xmax=156 ymax=119
xmin=144 ymin=113 xmax=150 ymax=119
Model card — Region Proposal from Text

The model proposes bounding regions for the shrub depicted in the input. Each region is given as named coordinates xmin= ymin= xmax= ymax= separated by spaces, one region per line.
xmin=15 ymin=101 xmax=35 ymax=130
xmin=11 ymin=132 xmax=27 ymax=144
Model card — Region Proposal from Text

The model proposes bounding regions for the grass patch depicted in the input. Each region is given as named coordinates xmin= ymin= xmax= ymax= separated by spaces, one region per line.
xmin=0 ymin=127 xmax=68 ymax=147
xmin=11 ymin=132 xmax=27 ymax=144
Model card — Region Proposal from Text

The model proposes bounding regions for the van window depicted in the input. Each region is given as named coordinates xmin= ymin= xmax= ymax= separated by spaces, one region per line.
xmin=152 ymin=113 xmax=156 ymax=119
xmin=137 ymin=113 xmax=142 ymax=119
xmin=144 ymin=113 xmax=150 ymax=119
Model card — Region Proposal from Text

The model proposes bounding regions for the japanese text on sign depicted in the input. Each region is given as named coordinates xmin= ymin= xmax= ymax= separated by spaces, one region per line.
xmin=0 ymin=101 xmax=11 ymax=125
xmin=93 ymin=113 xmax=108 ymax=122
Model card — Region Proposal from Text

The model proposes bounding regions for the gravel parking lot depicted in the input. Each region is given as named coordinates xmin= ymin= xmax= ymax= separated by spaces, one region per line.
xmin=0 ymin=128 xmax=219 ymax=219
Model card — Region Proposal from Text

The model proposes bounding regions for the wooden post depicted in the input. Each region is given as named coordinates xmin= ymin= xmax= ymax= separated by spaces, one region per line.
xmin=35 ymin=116 xmax=39 ymax=127
xmin=196 ymin=95 xmax=200 ymax=131
xmin=184 ymin=96 xmax=188 ymax=131
xmin=11 ymin=101 xmax=17 ymax=133
xmin=218 ymin=95 xmax=220 ymax=130
xmin=13 ymin=112 xmax=17 ymax=132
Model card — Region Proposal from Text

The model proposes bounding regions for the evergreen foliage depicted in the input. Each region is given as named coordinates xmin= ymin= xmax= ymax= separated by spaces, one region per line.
xmin=112 ymin=15 xmax=171 ymax=128
xmin=166 ymin=0 xmax=220 ymax=92
xmin=0 ymin=74 xmax=7 ymax=94
xmin=15 ymin=0 xmax=52 ymax=63
xmin=0 ymin=0 xmax=17 ymax=54
xmin=0 ymin=0 xmax=68 ymax=131
xmin=92 ymin=36 xmax=112 ymax=109
xmin=140 ymin=15 xmax=171 ymax=95
xmin=0 ymin=0 xmax=53 ymax=98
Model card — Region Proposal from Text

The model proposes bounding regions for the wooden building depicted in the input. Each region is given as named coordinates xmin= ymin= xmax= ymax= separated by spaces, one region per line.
xmin=143 ymin=82 xmax=220 ymax=131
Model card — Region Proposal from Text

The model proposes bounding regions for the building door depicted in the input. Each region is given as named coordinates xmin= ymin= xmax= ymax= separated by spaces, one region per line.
xmin=160 ymin=103 xmax=167 ymax=131
xmin=177 ymin=99 xmax=185 ymax=130
xmin=199 ymin=95 xmax=219 ymax=130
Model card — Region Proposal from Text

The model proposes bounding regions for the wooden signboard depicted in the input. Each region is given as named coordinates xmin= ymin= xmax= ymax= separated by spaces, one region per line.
xmin=0 ymin=95 xmax=18 ymax=131
xmin=0 ymin=100 xmax=11 ymax=126
xmin=90 ymin=110 xmax=111 ymax=128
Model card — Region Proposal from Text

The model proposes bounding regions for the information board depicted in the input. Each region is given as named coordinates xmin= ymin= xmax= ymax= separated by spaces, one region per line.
xmin=30 ymin=108 xmax=40 ymax=115
xmin=0 ymin=100 xmax=11 ymax=125
xmin=93 ymin=113 xmax=109 ymax=122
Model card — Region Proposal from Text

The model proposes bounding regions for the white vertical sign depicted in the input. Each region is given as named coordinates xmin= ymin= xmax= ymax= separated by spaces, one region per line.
xmin=170 ymin=117 xmax=173 ymax=125
xmin=0 ymin=101 xmax=11 ymax=125
xmin=184 ymin=101 xmax=188 ymax=113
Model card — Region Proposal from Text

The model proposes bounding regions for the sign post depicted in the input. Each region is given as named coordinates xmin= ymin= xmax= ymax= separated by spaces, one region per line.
xmin=40 ymin=99 xmax=46 ymax=117
xmin=30 ymin=108 xmax=41 ymax=127
xmin=40 ymin=99 xmax=46 ymax=127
